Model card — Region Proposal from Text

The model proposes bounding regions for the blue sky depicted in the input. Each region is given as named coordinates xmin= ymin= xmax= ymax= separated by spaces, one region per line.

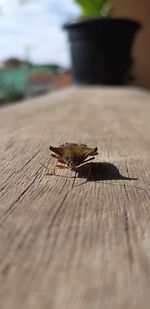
xmin=0 ymin=0 xmax=80 ymax=67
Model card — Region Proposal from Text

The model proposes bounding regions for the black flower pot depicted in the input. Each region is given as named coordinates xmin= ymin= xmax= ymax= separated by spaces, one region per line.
xmin=63 ymin=17 xmax=141 ymax=85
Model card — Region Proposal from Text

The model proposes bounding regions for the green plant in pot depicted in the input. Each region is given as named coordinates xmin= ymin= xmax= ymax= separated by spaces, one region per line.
xmin=75 ymin=0 xmax=113 ymax=17
xmin=64 ymin=0 xmax=141 ymax=85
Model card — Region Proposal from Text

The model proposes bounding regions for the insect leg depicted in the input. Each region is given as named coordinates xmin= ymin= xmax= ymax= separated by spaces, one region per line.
xmin=51 ymin=153 xmax=61 ymax=160
xmin=51 ymin=153 xmax=58 ymax=158
xmin=46 ymin=163 xmax=68 ymax=175
xmin=51 ymin=154 xmax=66 ymax=165
xmin=55 ymin=164 xmax=70 ymax=169
xmin=76 ymin=157 xmax=95 ymax=168
xmin=73 ymin=157 xmax=94 ymax=184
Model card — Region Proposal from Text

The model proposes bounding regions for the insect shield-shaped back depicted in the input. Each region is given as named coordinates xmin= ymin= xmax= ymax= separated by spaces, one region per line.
xmin=49 ymin=145 xmax=63 ymax=156
xmin=49 ymin=143 xmax=98 ymax=168
xmin=90 ymin=147 xmax=98 ymax=155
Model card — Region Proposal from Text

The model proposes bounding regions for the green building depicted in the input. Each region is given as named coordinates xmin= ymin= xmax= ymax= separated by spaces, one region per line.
xmin=0 ymin=64 xmax=60 ymax=102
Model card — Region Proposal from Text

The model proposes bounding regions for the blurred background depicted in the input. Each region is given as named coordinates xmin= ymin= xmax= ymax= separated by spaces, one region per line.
xmin=112 ymin=0 xmax=150 ymax=90
xmin=0 ymin=0 xmax=149 ymax=104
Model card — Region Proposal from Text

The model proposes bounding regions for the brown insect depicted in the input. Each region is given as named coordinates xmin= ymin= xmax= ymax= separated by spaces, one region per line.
xmin=48 ymin=143 xmax=98 ymax=184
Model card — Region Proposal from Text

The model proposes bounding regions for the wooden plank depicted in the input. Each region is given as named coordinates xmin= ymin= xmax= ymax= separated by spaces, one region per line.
xmin=0 ymin=86 xmax=150 ymax=309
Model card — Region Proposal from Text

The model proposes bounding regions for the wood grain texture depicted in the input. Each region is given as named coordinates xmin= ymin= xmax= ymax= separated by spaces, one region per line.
xmin=0 ymin=86 xmax=150 ymax=309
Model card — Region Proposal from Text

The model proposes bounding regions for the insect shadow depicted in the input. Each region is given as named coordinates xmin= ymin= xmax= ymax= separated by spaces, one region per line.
xmin=74 ymin=162 xmax=137 ymax=182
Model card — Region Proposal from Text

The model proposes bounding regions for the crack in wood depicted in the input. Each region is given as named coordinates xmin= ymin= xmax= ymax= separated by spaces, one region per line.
xmin=123 ymin=202 xmax=134 ymax=271
xmin=0 ymin=150 xmax=41 ymax=195
xmin=0 ymin=167 xmax=42 ymax=226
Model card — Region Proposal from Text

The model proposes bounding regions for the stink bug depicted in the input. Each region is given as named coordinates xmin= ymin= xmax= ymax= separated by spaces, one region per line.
xmin=49 ymin=143 xmax=98 ymax=177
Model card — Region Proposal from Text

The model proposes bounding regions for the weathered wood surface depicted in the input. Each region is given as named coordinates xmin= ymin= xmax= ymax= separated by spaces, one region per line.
xmin=0 ymin=86 xmax=150 ymax=309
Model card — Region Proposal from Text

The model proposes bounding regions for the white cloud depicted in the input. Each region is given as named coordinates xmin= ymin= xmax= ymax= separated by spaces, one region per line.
xmin=0 ymin=0 xmax=80 ymax=66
